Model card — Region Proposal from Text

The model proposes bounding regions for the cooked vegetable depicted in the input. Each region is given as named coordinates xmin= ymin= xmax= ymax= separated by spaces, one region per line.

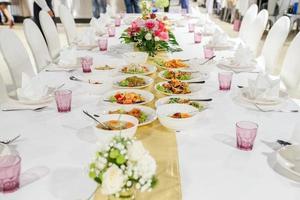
xmin=170 ymin=112 xmax=192 ymax=119
xmin=162 ymin=70 xmax=192 ymax=80
xmin=121 ymin=64 xmax=149 ymax=74
xmin=167 ymin=98 xmax=205 ymax=111
xmin=157 ymin=79 xmax=191 ymax=94
xmin=118 ymin=76 xmax=146 ymax=87
xmin=109 ymin=108 xmax=148 ymax=123
xmin=163 ymin=59 xmax=188 ymax=69
xmin=109 ymin=92 xmax=145 ymax=104
xmin=96 ymin=120 xmax=134 ymax=130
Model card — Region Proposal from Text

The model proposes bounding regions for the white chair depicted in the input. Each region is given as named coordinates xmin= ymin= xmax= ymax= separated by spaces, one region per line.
xmin=23 ymin=19 xmax=52 ymax=72
xmin=0 ymin=29 xmax=36 ymax=89
xmin=239 ymin=4 xmax=258 ymax=42
xmin=280 ymin=31 xmax=300 ymax=96
xmin=0 ymin=73 xmax=8 ymax=103
xmin=59 ymin=5 xmax=78 ymax=45
xmin=259 ymin=16 xmax=290 ymax=75
xmin=39 ymin=10 xmax=61 ymax=59
xmin=244 ymin=9 xmax=269 ymax=54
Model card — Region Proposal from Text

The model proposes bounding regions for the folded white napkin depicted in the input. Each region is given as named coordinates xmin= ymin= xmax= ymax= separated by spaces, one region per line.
xmin=90 ymin=17 xmax=107 ymax=36
xmin=196 ymin=13 xmax=209 ymax=26
xmin=0 ymin=144 xmax=11 ymax=156
xmin=209 ymin=29 xmax=229 ymax=46
xmin=16 ymin=73 xmax=49 ymax=101
xmin=233 ymin=44 xmax=255 ymax=67
xmin=202 ymin=23 xmax=216 ymax=35
xmin=107 ymin=5 xmax=117 ymax=18
xmin=58 ymin=48 xmax=78 ymax=67
xmin=77 ymin=28 xmax=97 ymax=47
xmin=246 ymin=73 xmax=280 ymax=101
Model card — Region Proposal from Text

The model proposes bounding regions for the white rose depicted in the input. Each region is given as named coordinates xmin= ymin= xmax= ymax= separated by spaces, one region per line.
xmin=101 ymin=165 xmax=126 ymax=195
xmin=127 ymin=141 xmax=147 ymax=161
xmin=136 ymin=154 xmax=156 ymax=180
xmin=145 ymin=33 xmax=152 ymax=41
xmin=154 ymin=36 xmax=160 ymax=42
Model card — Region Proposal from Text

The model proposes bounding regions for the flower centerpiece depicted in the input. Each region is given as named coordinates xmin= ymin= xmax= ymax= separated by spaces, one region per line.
xmin=89 ymin=136 xmax=158 ymax=199
xmin=120 ymin=12 xmax=181 ymax=56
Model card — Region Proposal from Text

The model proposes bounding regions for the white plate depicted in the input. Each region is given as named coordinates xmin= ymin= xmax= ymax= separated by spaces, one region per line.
xmin=155 ymin=96 xmax=208 ymax=111
xmin=12 ymin=96 xmax=53 ymax=105
xmin=277 ymin=145 xmax=300 ymax=177
xmin=101 ymin=89 xmax=154 ymax=105
xmin=206 ymin=40 xmax=235 ymax=50
xmin=112 ymin=75 xmax=154 ymax=89
xmin=155 ymin=81 xmax=201 ymax=96
xmin=99 ymin=105 xmax=157 ymax=126
xmin=158 ymin=70 xmax=208 ymax=82
xmin=76 ymin=44 xmax=98 ymax=51
xmin=239 ymin=89 xmax=288 ymax=105
xmin=119 ymin=64 xmax=157 ymax=76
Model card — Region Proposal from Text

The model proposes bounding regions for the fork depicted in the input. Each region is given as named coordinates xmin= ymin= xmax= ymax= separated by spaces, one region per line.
xmin=2 ymin=106 xmax=48 ymax=112
xmin=254 ymin=103 xmax=299 ymax=113
xmin=0 ymin=135 xmax=21 ymax=145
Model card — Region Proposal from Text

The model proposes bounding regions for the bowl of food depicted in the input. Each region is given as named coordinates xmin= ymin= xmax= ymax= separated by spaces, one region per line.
xmin=155 ymin=79 xmax=201 ymax=96
xmin=156 ymin=104 xmax=199 ymax=131
xmin=120 ymin=64 xmax=157 ymax=75
xmin=102 ymin=89 xmax=154 ymax=105
xmin=113 ymin=75 xmax=154 ymax=89
xmin=158 ymin=70 xmax=207 ymax=82
xmin=123 ymin=52 xmax=149 ymax=64
xmin=101 ymin=105 xmax=157 ymax=126
xmin=155 ymin=59 xmax=188 ymax=70
xmin=93 ymin=114 xmax=139 ymax=142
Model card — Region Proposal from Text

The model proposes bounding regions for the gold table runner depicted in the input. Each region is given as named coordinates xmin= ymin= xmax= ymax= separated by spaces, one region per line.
xmin=95 ymin=56 xmax=182 ymax=200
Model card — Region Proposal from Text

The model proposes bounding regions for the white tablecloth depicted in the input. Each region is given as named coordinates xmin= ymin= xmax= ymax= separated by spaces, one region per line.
xmin=1 ymin=14 xmax=300 ymax=200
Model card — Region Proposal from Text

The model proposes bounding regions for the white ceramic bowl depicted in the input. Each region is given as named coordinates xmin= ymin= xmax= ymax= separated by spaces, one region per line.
xmin=156 ymin=104 xmax=199 ymax=131
xmin=112 ymin=75 xmax=154 ymax=89
xmin=123 ymin=52 xmax=149 ymax=64
xmin=93 ymin=114 xmax=139 ymax=142
xmin=155 ymin=96 xmax=208 ymax=111
xmin=277 ymin=144 xmax=300 ymax=176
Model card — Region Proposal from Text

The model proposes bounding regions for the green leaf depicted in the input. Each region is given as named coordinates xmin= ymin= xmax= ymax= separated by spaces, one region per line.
xmin=116 ymin=155 xmax=126 ymax=165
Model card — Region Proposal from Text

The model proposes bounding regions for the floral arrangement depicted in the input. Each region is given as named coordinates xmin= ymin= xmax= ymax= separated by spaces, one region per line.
xmin=89 ymin=136 xmax=157 ymax=198
xmin=120 ymin=13 xmax=181 ymax=56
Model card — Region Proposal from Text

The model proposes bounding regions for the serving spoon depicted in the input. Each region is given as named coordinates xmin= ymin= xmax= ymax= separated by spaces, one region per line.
xmin=82 ymin=110 xmax=110 ymax=130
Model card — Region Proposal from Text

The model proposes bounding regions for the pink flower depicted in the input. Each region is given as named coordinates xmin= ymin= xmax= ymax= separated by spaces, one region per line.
xmin=145 ymin=20 xmax=155 ymax=30
xmin=159 ymin=32 xmax=169 ymax=41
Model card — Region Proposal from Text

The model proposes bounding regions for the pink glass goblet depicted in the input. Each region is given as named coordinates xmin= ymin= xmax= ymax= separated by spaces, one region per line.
xmin=98 ymin=38 xmax=108 ymax=51
xmin=81 ymin=57 xmax=93 ymax=73
xmin=0 ymin=155 xmax=21 ymax=193
xmin=203 ymin=46 xmax=215 ymax=59
xmin=194 ymin=32 xmax=202 ymax=43
xmin=108 ymin=26 xmax=116 ymax=37
xmin=218 ymin=71 xmax=233 ymax=91
xmin=55 ymin=90 xmax=72 ymax=113
xmin=236 ymin=121 xmax=258 ymax=151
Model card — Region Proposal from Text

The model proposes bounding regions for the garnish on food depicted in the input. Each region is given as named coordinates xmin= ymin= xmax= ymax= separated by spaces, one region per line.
xmin=121 ymin=64 xmax=149 ymax=74
xmin=170 ymin=112 xmax=192 ymax=119
xmin=163 ymin=59 xmax=188 ymax=69
xmin=118 ymin=76 xmax=146 ymax=87
xmin=157 ymin=79 xmax=191 ymax=94
xmin=109 ymin=108 xmax=148 ymax=123
xmin=109 ymin=92 xmax=145 ymax=104
xmin=163 ymin=70 xmax=192 ymax=80
xmin=167 ymin=98 xmax=205 ymax=110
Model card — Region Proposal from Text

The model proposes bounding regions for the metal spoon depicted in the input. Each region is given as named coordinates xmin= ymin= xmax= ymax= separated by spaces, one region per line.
xmin=82 ymin=110 xmax=110 ymax=129
xmin=0 ymin=134 xmax=21 ymax=144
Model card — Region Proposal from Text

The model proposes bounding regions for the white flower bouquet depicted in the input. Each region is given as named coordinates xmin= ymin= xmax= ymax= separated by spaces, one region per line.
xmin=89 ymin=136 xmax=158 ymax=199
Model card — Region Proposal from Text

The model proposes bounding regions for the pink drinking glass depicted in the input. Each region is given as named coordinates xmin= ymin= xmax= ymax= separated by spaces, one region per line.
xmin=188 ymin=23 xmax=195 ymax=32
xmin=218 ymin=72 xmax=233 ymax=90
xmin=81 ymin=57 xmax=93 ymax=73
xmin=98 ymin=38 xmax=108 ymax=51
xmin=0 ymin=155 xmax=21 ymax=193
xmin=203 ymin=46 xmax=215 ymax=59
xmin=236 ymin=121 xmax=258 ymax=151
xmin=55 ymin=90 xmax=72 ymax=113
xmin=115 ymin=17 xmax=121 ymax=27
xmin=194 ymin=32 xmax=202 ymax=43
xmin=108 ymin=26 xmax=116 ymax=37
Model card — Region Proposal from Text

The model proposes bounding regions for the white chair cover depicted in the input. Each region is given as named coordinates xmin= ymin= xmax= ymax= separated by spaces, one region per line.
xmin=59 ymin=5 xmax=77 ymax=45
xmin=0 ymin=73 xmax=8 ymax=103
xmin=244 ymin=9 xmax=269 ymax=54
xmin=206 ymin=0 xmax=214 ymax=14
xmin=23 ymin=19 xmax=52 ymax=72
xmin=39 ymin=10 xmax=61 ymax=59
xmin=260 ymin=16 xmax=290 ymax=75
xmin=239 ymin=4 xmax=258 ymax=41
xmin=0 ymin=29 xmax=36 ymax=88
xmin=280 ymin=32 xmax=300 ymax=94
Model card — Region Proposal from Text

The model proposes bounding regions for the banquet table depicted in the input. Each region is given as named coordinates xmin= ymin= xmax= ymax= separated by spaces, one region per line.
xmin=1 ymin=13 xmax=300 ymax=200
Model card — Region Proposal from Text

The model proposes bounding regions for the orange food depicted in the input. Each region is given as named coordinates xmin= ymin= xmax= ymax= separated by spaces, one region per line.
xmin=170 ymin=112 xmax=191 ymax=119
xmin=96 ymin=120 xmax=134 ymax=130
xmin=164 ymin=59 xmax=188 ymax=69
